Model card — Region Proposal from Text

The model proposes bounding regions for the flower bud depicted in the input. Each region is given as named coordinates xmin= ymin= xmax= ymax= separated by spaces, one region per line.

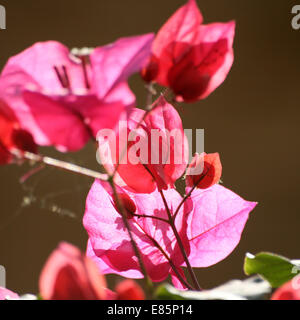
xmin=113 ymin=193 xmax=137 ymax=219
xmin=186 ymin=152 xmax=222 ymax=189
xmin=141 ymin=55 xmax=159 ymax=83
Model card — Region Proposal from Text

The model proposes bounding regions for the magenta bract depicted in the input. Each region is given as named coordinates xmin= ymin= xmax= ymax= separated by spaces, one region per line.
xmin=83 ymin=179 xmax=257 ymax=288
xmin=0 ymin=34 xmax=154 ymax=151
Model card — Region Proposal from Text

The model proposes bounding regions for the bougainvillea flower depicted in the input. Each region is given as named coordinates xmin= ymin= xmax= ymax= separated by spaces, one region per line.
xmin=0 ymin=287 xmax=19 ymax=300
xmin=142 ymin=0 xmax=235 ymax=102
xmin=83 ymin=179 xmax=256 ymax=288
xmin=84 ymin=180 xmax=189 ymax=286
xmin=97 ymin=96 xmax=188 ymax=193
xmin=271 ymin=277 xmax=300 ymax=300
xmin=39 ymin=242 xmax=107 ymax=300
xmin=0 ymin=99 xmax=37 ymax=164
xmin=115 ymin=280 xmax=145 ymax=300
xmin=186 ymin=152 xmax=222 ymax=189
xmin=0 ymin=34 xmax=154 ymax=151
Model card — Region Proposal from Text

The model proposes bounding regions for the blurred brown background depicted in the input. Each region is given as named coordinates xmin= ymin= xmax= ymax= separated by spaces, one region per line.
xmin=0 ymin=0 xmax=299 ymax=294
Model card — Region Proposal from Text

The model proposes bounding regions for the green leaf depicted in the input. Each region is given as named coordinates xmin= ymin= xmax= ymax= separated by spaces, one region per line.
xmin=244 ymin=252 xmax=300 ymax=288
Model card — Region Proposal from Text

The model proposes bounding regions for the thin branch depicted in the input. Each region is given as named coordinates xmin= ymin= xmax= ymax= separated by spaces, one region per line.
xmin=109 ymin=179 xmax=154 ymax=296
xmin=131 ymin=213 xmax=169 ymax=224
xmin=159 ymin=189 xmax=201 ymax=291
xmin=145 ymin=83 xmax=156 ymax=109
xmin=173 ymin=175 xmax=206 ymax=221
xmin=132 ymin=217 xmax=193 ymax=290
xmin=149 ymin=237 xmax=193 ymax=290
xmin=173 ymin=184 xmax=197 ymax=221
xmin=19 ymin=151 xmax=109 ymax=181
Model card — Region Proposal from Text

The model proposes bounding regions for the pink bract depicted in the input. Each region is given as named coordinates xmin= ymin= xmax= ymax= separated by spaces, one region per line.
xmin=0 ymin=287 xmax=19 ymax=300
xmin=83 ymin=180 xmax=189 ymax=285
xmin=83 ymin=179 xmax=257 ymax=289
xmin=186 ymin=184 xmax=257 ymax=267
xmin=0 ymin=34 xmax=154 ymax=151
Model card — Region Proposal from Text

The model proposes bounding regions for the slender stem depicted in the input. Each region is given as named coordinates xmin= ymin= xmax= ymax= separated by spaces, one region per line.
xmin=53 ymin=66 xmax=68 ymax=89
xmin=131 ymin=213 xmax=169 ymax=224
xmin=173 ymin=184 xmax=197 ymax=221
xmin=148 ymin=237 xmax=193 ymax=290
xmin=62 ymin=65 xmax=71 ymax=90
xmin=159 ymin=189 xmax=201 ymax=291
xmin=109 ymin=178 xmax=153 ymax=296
xmin=145 ymin=83 xmax=156 ymax=109
xmin=132 ymin=217 xmax=193 ymax=290
xmin=19 ymin=164 xmax=45 ymax=184
xmin=129 ymin=187 xmax=194 ymax=289
xmin=173 ymin=174 xmax=206 ymax=221
xmin=80 ymin=56 xmax=91 ymax=90
xmin=19 ymin=151 xmax=109 ymax=181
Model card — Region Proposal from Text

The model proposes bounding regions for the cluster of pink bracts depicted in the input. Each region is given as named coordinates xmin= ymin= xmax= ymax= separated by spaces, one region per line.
xmin=0 ymin=0 xmax=262 ymax=299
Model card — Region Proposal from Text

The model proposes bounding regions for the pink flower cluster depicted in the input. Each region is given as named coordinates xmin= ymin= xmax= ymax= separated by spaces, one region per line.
xmin=0 ymin=0 xmax=236 ymax=154
xmin=84 ymin=174 xmax=256 ymax=288
xmin=0 ymin=0 xmax=257 ymax=296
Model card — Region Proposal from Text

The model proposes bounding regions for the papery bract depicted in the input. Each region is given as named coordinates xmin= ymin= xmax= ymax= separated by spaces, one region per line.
xmin=84 ymin=180 xmax=256 ymax=289
xmin=98 ymin=96 xmax=188 ymax=193
xmin=0 ymin=99 xmax=37 ymax=164
xmin=0 ymin=287 xmax=19 ymax=300
xmin=115 ymin=280 xmax=145 ymax=300
xmin=271 ymin=277 xmax=300 ymax=300
xmin=39 ymin=242 xmax=107 ymax=300
xmin=186 ymin=152 xmax=222 ymax=189
xmin=83 ymin=180 xmax=189 ymax=286
xmin=0 ymin=34 xmax=154 ymax=151
xmin=0 ymin=99 xmax=18 ymax=164
xmin=143 ymin=0 xmax=235 ymax=102
xmin=186 ymin=184 xmax=257 ymax=267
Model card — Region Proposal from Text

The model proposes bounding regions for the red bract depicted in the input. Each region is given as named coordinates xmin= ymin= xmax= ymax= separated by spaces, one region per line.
xmin=83 ymin=180 xmax=257 ymax=288
xmin=142 ymin=0 xmax=235 ymax=102
xmin=186 ymin=152 xmax=222 ymax=189
xmin=0 ymin=99 xmax=37 ymax=164
xmin=0 ymin=34 xmax=154 ymax=151
xmin=115 ymin=280 xmax=145 ymax=300
xmin=98 ymin=96 xmax=188 ymax=193
xmin=39 ymin=242 xmax=107 ymax=300
xmin=271 ymin=277 xmax=300 ymax=300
